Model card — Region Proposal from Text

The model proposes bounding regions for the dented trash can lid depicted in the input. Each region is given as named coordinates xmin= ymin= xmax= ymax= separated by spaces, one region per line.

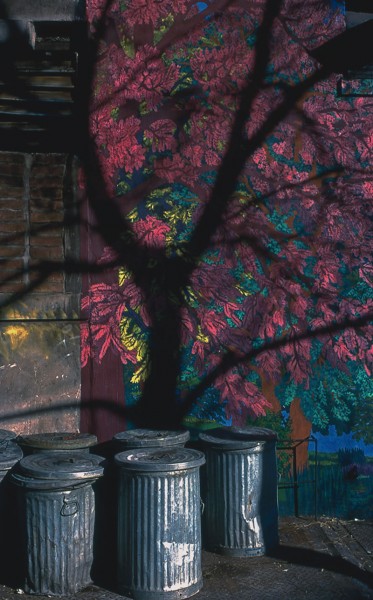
xmin=17 ymin=451 xmax=105 ymax=481
xmin=113 ymin=428 xmax=190 ymax=448
xmin=115 ymin=447 xmax=205 ymax=472
xmin=199 ymin=426 xmax=277 ymax=449
xmin=18 ymin=432 xmax=97 ymax=451
xmin=0 ymin=442 xmax=23 ymax=471
xmin=0 ymin=428 xmax=17 ymax=442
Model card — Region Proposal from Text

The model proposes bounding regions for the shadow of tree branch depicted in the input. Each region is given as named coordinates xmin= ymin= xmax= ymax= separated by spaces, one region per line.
xmin=0 ymin=0 xmax=372 ymax=432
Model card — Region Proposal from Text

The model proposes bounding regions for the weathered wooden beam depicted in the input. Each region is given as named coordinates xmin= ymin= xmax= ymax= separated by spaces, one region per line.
xmin=1 ymin=0 xmax=85 ymax=22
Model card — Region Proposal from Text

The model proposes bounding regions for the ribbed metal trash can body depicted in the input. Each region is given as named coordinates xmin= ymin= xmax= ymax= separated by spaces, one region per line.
xmin=17 ymin=432 xmax=98 ymax=455
xmin=0 ymin=441 xmax=23 ymax=586
xmin=115 ymin=448 xmax=205 ymax=600
xmin=11 ymin=452 xmax=104 ymax=596
xmin=199 ymin=427 xmax=278 ymax=556
xmin=93 ymin=429 xmax=189 ymax=589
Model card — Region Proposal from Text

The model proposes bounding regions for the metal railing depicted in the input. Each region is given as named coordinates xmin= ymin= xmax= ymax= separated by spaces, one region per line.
xmin=277 ymin=435 xmax=318 ymax=519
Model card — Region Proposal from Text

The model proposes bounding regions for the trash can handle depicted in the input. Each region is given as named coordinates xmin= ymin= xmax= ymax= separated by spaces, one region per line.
xmin=61 ymin=495 xmax=79 ymax=517
xmin=200 ymin=497 xmax=205 ymax=514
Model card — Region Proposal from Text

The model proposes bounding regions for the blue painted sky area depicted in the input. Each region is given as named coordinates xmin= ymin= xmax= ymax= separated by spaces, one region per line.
xmin=330 ymin=0 xmax=345 ymax=11
xmin=312 ymin=425 xmax=373 ymax=457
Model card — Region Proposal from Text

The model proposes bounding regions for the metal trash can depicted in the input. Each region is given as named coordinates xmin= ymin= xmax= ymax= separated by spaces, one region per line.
xmin=115 ymin=447 xmax=205 ymax=600
xmin=11 ymin=451 xmax=104 ymax=596
xmin=93 ymin=429 xmax=190 ymax=589
xmin=0 ymin=439 xmax=23 ymax=483
xmin=0 ymin=428 xmax=18 ymax=443
xmin=113 ymin=429 xmax=190 ymax=452
xmin=199 ymin=427 xmax=279 ymax=556
xmin=0 ymin=441 xmax=23 ymax=586
xmin=17 ymin=432 xmax=98 ymax=455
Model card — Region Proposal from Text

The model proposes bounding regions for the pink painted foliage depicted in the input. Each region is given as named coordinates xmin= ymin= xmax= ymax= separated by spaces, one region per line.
xmin=82 ymin=0 xmax=373 ymax=427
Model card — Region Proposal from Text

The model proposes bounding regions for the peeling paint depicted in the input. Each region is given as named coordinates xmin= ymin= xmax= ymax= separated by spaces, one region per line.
xmin=161 ymin=541 xmax=197 ymax=567
xmin=160 ymin=541 xmax=198 ymax=590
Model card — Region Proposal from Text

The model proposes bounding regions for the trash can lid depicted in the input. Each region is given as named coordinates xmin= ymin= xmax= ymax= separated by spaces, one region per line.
xmin=17 ymin=432 xmax=97 ymax=450
xmin=0 ymin=428 xmax=17 ymax=441
xmin=115 ymin=447 xmax=205 ymax=472
xmin=0 ymin=442 xmax=23 ymax=470
xmin=17 ymin=451 xmax=105 ymax=480
xmin=113 ymin=428 xmax=190 ymax=448
xmin=199 ymin=426 xmax=277 ymax=449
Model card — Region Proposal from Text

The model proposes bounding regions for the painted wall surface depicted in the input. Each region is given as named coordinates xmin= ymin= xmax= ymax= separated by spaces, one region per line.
xmin=81 ymin=0 xmax=373 ymax=517
xmin=0 ymin=310 xmax=81 ymax=435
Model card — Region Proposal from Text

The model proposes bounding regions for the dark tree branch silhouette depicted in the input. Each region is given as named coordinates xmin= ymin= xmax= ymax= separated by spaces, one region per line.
xmin=0 ymin=0 xmax=372 ymax=436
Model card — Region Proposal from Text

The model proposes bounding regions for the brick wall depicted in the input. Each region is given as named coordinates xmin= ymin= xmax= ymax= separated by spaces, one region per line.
xmin=0 ymin=150 xmax=81 ymax=435
xmin=0 ymin=152 xmax=68 ymax=294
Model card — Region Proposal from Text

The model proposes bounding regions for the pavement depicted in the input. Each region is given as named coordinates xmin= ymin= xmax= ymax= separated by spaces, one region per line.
xmin=0 ymin=517 xmax=372 ymax=600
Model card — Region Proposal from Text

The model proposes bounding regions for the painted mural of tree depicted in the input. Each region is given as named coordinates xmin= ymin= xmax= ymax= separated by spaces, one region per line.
xmin=80 ymin=0 xmax=373 ymax=439
xmin=0 ymin=0 xmax=371 ymax=442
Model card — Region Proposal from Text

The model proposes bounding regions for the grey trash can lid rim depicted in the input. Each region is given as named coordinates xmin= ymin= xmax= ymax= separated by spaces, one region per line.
xmin=0 ymin=443 xmax=23 ymax=470
xmin=10 ymin=471 xmax=94 ymax=490
xmin=17 ymin=451 xmax=105 ymax=480
xmin=113 ymin=428 xmax=190 ymax=447
xmin=115 ymin=447 xmax=205 ymax=471
xmin=199 ymin=426 xmax=277 ymax=448
xmin=0 ymin=428 xmax=17 ymax=441
xmin=18 ymin=432 xmax=97 ymax=449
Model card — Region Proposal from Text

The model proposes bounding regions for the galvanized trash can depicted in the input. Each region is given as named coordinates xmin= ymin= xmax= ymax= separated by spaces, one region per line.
xmin=0 ymin=440 xmax=23 ymax=586
xmin=0 ymin=428 xmax=18 ymax=443
xmin=11 ymin=451 xmax=104 ymax=596
xmin=93 ymin=429 xmax=190 ymax=588
xmin=199 ymin=427 xmax=279 ymax=556
xmin=17 ymin=432 xmax=98 ymax=455
xmin=0 ymin=439 xmax=22 ymax=482
xmin=115 ymin=447 xmax=205 ymax=600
